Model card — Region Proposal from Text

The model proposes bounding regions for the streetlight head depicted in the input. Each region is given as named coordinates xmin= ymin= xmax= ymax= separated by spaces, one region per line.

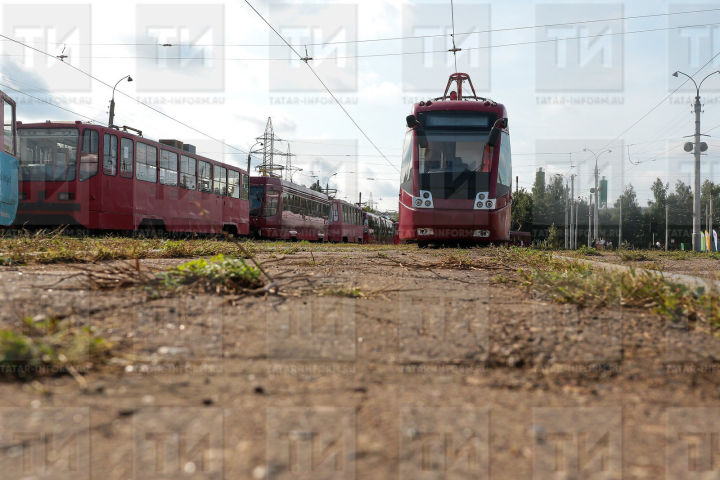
xmin=127 ymin=75 xmax=133 ymax=82
xmin=673 ymin=71 xmax=679 ymax=77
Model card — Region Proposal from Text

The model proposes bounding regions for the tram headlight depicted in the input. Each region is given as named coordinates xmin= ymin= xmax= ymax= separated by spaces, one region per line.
xmin=476 ymin=202 xmax=483 ymax=208
xmin=478 ymin=193 xmax=485 ymax=200
xmin=415 ymin=199 xmax=422 ymax=206
xmin=485 ymin=200 xmax=493 ymax=208
xmin=423 ymin=191 xmax=430 ymax=199
xmin=425 ymin=200 xmax=431 ymax=207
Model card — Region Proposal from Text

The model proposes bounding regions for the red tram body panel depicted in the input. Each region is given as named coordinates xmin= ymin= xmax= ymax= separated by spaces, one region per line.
xmin=249 ymin=176 xmax=330 ymax=241
xmin=398 ymin=73 xmax=512 ymax=245
xmin=328 ymin=199 xmax=364 ymax=243
xmin=14 ymin=122 xmax=249 ymax=234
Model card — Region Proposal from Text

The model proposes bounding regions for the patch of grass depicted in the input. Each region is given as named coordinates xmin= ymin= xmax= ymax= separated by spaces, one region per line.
xmin=577 ymin=245 xmax=601 ymax=256
xmin=158 ymin=254 xmax=263 ymax=293
xmin=439 ymin=250 xmax=473 ymax=269
xmin=322 ymin=285 xmax=367 ymax=298
xmin=275 ymin=244 xmax=301 ymax=255
xmin=0 ymin=232 xmax=249 ymax=265
xmin=619 ymin=250 xmax=650 ymax=262
xmin=0 ymin=317 xmax=111 ymax=380
xmin=520 ymin=255 xmax=718 ymax=325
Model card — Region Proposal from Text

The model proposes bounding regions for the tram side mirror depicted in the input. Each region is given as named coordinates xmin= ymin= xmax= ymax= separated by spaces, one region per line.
xmin=487 ymin=118 xmax=508 ymax=148
xmin=406 ymin=114 xmax=419 ymax=129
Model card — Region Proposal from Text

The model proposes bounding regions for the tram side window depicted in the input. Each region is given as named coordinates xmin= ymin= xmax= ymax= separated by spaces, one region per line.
xmin=214 ymin=166 xmax=227 ymax=195
xmin=198 ymin=160 xmax=212 ymax=193
xmin=241 ymin=173 xmax=249 ymax=200
xmin=136 ymin=143 xmax=158 ymax=183
xmin=282 ymin=192 xmax=290 ymax=212
xmin=103 ymin=134 xmax=118 ymax=176
xmin=400 ymin=129 xmax=413 ymax=193
xmin=180 ymin=155 xmax=196 ymax=190
xmin=228 ymin=170 xmax=240 ymax=198
xmin=120 ymin=138 xmax=134 ymax=177
xmin=497 ymin=131 xmax=512 ymax=196
xmin=3 ymin=100 xmax=15 ymax=155
xmin=159 ymin=150 xmax=178 ymax=186
xmin=331 ymin=203 xmax=339 ymax=222
xmin=263 ymin=191 xmax=279 ymax=217
xmin=79 ymin=129 xmax=99 ymax=181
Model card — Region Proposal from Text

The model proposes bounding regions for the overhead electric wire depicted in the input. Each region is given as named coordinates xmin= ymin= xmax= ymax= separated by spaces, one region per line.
xmin=23 ymin=21 xmax=720 ymax=62
xmin=0 ymin=80 xmax=104 ymax=124
xmin=243 ymin=0 xmax=398 ymax=173
xmin=27 ymin=6 xmax=720 ymax=48
xmin=0 ymin=32 xmax=249 ymax=156
xmin=602 ymin=48 xmax=720 ymax=153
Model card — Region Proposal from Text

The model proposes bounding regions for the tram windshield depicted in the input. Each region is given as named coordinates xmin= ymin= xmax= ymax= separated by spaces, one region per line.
xmin=249 ymin=185 xmax=264 ymax=216
xmin=416 ymin=129 xmax=494 ymax=200
xmin=419 ymin=131 xmax=492 ymax=174
xmin=18 ymin=128 xmax=79 ymax=181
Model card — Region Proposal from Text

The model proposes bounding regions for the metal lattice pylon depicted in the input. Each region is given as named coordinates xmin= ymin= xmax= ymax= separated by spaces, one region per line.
xmin=256 ymin=117 xmax=293 ymax=178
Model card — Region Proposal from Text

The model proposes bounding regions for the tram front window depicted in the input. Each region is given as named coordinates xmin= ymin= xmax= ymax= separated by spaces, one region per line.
xmin=417 ymin=131 xmax=492 ymax=200
xmin=419 ymin=131 xmax=491 ymax=174
xmin=249 ymin=185 xmax=264 ymax=216
xmin=18 ymin=128 xmax=79 ymax=181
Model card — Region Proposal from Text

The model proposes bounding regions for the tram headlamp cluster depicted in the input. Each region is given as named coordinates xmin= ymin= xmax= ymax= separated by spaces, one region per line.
xmin=417 ymin=228 xmax=434 ymax=236
xmin=413 ymin=190 xmax=434 ymax=209
xmin=473 ymin=192 xmax=496 ymax=210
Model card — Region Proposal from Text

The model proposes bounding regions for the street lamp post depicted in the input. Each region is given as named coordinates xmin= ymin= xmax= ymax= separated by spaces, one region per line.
xmin=672 ymin=69 xmax=720 ymax=251
xmin=583 ymin=148 xmax=611 ymax=244
xmin=247 ymin=141 xmax=263 ymax=176
xmin=108 ymin=75 xmax=133 ymax=128
xmin=326 ymin=172 xmax=339 ymax=196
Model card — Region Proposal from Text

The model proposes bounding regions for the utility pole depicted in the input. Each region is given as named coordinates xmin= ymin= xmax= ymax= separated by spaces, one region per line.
xmin=618 ymin=199 xmax=622 ymax=249
xmin=575 ymin=197 xmax=579 ymax=249
xmin=672 ymin=70 xmax=719 ymax=251
xmin=583 ymin=148 xmax=611 ymax=243
xmin=711 ymin=197 xmax=714 ymax=251
xmin=665 ymin=203 xmax=669 ymax=252
xmin=564 ymin=184 xmax=569 ymax=249
xmin=588 ymin=194 xmax=592 ymax=248
xmin=570 ymin=174 xmax=575 ymax=249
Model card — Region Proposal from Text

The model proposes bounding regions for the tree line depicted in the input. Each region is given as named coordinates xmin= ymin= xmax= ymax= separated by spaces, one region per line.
xmin=511 ymin=173 xmax=720 ymax=249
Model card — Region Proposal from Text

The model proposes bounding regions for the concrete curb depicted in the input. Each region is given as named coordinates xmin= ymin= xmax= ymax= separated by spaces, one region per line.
xmin=552 ymin=254 xmax=720 ymax=292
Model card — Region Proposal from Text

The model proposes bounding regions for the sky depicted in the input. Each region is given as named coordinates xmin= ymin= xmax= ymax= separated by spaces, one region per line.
xmin=2 ymin=0 xmax=720 ymax=212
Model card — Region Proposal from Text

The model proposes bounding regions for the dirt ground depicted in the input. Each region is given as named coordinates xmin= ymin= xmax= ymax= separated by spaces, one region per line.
xmin=1 ymin=246 xmax=720 ymax=479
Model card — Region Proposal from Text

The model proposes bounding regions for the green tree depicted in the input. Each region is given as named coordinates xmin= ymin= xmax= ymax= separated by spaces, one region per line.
xmin=646 ymin=177 xmax=668 ymax=246
xmin=614 ymin=184 xmax=644 ymax=248
xmin=511 ymin=188 xmax=533 ymax=232
xmin=309 ymin=179 xmax=324 ymax=193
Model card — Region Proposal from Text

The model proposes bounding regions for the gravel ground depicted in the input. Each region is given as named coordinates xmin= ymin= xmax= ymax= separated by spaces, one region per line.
xmin=0 ymin=247 xmax=719 ymax=479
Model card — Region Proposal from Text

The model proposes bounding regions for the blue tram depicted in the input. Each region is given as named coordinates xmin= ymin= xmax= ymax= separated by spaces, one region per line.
xmin=0 ymin=91 xmax=17 ymax=226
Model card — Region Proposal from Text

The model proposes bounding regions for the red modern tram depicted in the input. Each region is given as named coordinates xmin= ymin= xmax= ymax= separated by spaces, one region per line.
xmin=249 ymin=176 xmax=330 ymax=241
xmin=14 ymin=122 xmax=250 ymax=234
xmin=398 ymin=73 xmax=513 ymax=246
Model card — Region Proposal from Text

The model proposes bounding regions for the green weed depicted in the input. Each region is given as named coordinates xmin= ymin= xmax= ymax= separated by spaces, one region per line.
xmin=0 ymin=317 xmax=111 ymax=379
xmin=158 ymin=254 xmax=263 ymax=292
